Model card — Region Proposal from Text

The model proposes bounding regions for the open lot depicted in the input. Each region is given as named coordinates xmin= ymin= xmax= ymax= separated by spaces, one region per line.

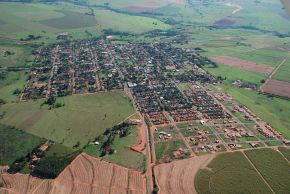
xmin=0 ymin=91 xmax=134 ymax=147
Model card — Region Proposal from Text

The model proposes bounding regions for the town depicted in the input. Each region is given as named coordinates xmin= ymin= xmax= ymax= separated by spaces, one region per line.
xmin=22 ymin=38 xmax=289 ymax=160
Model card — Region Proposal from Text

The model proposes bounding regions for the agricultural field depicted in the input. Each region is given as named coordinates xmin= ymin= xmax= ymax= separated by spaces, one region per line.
xmin=0 ymin=124 xmax=43 ymax=165
xmin=0 ymin=91 xmax=135 ymax=147
xmin=272 ymin=58 xmax=290 ymax=83
xmin=245 ymin=148 xmax=290 ymax=194
xmin=278 ymin=147 xmax=290 ymax=161
xmin=195 ymin=152 xmax=273 ymax=194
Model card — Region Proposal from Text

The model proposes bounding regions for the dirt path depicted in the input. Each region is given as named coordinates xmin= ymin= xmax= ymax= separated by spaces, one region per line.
xmin=241 ymin=151 xmax=275 ymax=194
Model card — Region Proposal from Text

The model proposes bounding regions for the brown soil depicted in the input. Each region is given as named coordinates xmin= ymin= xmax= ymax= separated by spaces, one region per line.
xmin=261 ymin=79 xmax=290 ymax=98
xmin=0 ymin=153 xmax=146 ymax=194
xmin=154 ymin=154 xmax=216 ymax=194
xmin=130 ymin=116 xmax=146 ymax=154
xmin=0 ymin=173 xmax=53 ymax=194
xmin=50 ymin=153 xmax=146 ymax=194
xmin=212 ymin=56 xmax=274 ymax=75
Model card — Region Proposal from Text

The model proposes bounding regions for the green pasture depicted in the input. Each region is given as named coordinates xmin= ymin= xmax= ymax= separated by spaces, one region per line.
xmin=0 ymin=124 xmax=43 ymax=165
xmin=0 ymin=91 xmax=135 ymax=148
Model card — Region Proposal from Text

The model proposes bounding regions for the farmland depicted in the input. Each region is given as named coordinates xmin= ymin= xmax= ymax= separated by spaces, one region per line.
xmin=0 ymin=124 xmax=43 ymax=165
xmin=195 ymin=152 xmax=273 ymax=194
xmin=273 ymin=58 xmax=290 ymax=83
xmin=0 ymin=91 xmax=135 ymax=147
xmin=245 ymin=148 xmax=290 ymax=194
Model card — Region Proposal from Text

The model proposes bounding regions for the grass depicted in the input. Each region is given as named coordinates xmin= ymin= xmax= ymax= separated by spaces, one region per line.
xmin=45 ymin=143 xmax=74 ymax=157
xmin=272 ymin=58 xmax=290 ymax=83
xmin=245 ymin=148 xmax=290 ymax=194
xmin=195 ymin=152 xmax=273 ymax=194
xmin=0 ymin=123 xmax=43 ymax=165
xmin=94 ymin=8 xmax=171 ymax=34
xmin=40 ymin=10 xmax=96 ymax=29
xmin=278 ymin=147 xmax=290 ymax=161
xmin=0 ymin=70 xmax=28 ymax=102
xmin=154 ymin=140 xmax=187 ymax=163
xmin=0 ymin=91 xmax=135 ymax=148
xmin=83 ymin=125 xmax=145 ymax=171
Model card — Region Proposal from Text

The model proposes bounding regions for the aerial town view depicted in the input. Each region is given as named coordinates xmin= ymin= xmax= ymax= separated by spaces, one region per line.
xmin=1 ymin=0 xmax=290 ymax=194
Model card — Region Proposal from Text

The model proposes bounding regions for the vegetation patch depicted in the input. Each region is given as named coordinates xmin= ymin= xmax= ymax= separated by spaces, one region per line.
xmin=40 ymin=10 xmax=96 ymax=29
xmin=245 ymin=148 xmax=290 ymax=194
xmin=0 ymin=91 xmax=134 ymax=147
xmin=195 ymin=152 xmax=273 ymax=194
xmin=0 ymin=124 xmax=43 ymax=165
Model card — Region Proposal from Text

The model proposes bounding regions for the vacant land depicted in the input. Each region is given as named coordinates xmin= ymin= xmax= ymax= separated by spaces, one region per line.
xmin=0 ymin=124 xmax=43 ymax=165
xmin=0 ymin=91 xmax=134 ymax=147
xmin=262 ymin=79 xmax=290 ymax=99
xmin=245 ymin=148 xmax=290 ymax=194
xmin=50 ymin=153 xmax=146 ymax=194
xmin=155 ymin=140 xmax=187 ymax=163
xmin=154 ymin=154 xmax=216 ymax=194
xmin=195 ymin=152 xmax=273 ymax=194
xmin=212 ymin=56 xmax=274 ymax=75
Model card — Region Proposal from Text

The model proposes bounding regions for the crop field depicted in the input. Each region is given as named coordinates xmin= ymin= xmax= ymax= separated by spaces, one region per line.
xmin=245 ymin=148 xmax=290 ymax=194
xmin=212 ymin=56 xmax=274 ymax=75
xmin=278 ymin=147 xmax=290 ymax=161
xmin=0 ymin=91 xmax=135 ymax=147
xmin=51 ymin=153 xmax=146 ymax=194
xmin=0 ymin=124 xmax=43 ymax=165
xmin=262 ymin=78 xmax=290 ymax=99
xmin=154 ymin=154 xmax=215 ymax=194
xmin=272 ymin=58 xmax=290 ymax=83
xmin=195 ymin=152 xmax=273 ymax=194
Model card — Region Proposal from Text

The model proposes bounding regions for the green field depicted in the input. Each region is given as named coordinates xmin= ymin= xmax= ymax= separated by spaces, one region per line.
xmin=245 ymin=148 xmax=290 ymax=194
xmin=155 ymin=140 xmax=187 ymax=163
xmin=195 ymin=152 xmax=273 ymax=194
xmin=278 ymin=147 xmax=290 ymax=161
xmin=273 ymin=58 xmax=290 ymax=83
xmin=0 ymin=91 xmax=135 ymax=147
xmin=94 ymin=8 xmax=171 ymax=34
xmin=83 ymin=125 xmax=145 ymax=171
xmin=0 ymin=124 xmax=43 ymax=165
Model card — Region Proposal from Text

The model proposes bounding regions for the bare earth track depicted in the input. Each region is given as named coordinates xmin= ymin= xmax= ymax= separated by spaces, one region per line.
xmin=154 ymin=154 xmax=216 ymax=194
xmin=0 ymin=153 xmax=146 ymax=194
xmin=212 ymin=56 xmax=274 ymax=75
xmin=261 ymin=79 xmax=290 ymax=99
